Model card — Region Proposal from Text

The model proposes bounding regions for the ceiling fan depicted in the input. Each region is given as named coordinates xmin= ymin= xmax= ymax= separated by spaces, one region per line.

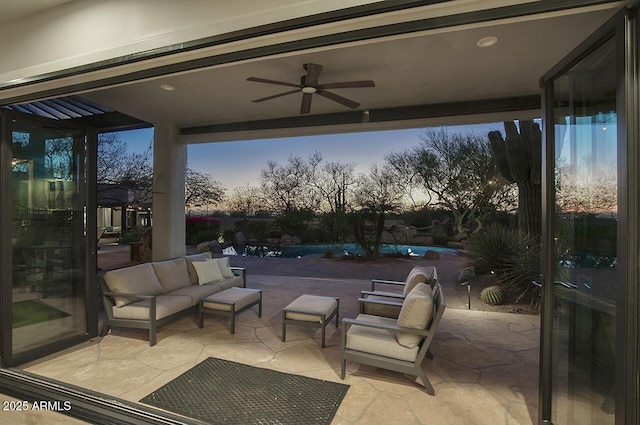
xmin=247 ymin=63 xmax=375 ymax=114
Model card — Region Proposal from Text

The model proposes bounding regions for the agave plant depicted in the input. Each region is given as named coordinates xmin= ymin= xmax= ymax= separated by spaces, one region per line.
xmin=468 ymin=224 xmax=541 ymax=307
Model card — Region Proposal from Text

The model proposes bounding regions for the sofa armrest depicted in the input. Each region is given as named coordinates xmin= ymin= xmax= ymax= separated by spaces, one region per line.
xmin=101 ymin=291 xmax=156 ymax=301
xmin=371 ymin=278 xmax=406 ymax=291
xmin=231 ymin=267 xmax=246 ymax=287
xmin=100 ymin=292 xmax=157 ymax=322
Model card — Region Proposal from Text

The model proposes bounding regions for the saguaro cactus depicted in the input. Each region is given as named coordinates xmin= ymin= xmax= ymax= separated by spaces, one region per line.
xmin=488 ymin=121 xmax=542 ymax=236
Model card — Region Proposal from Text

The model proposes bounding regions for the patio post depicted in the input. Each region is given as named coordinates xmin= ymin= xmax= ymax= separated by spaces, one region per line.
xmin=152 ymin=122 xmax=187 ymax=260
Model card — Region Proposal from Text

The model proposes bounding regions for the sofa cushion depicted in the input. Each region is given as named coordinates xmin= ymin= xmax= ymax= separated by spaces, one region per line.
xmin=346 ymin=314 xmax=419 ymax=362
xmin=403 ymin=266 xmax=432 ymax=296
xmin=397 ymin=283 xmax=434 ymax=348
xmin=112 ymin=294 xmax=192 ymax=320
xmin=103 ymin=263 xmax=164 ymax=307
xmin=184 ymin=252 xmax=212 ymax=284
xmin=192 ymin=259 xmax=225 ymax=285
xmin=167 ymin=284 xmax=222 ymax=306
xmin=215 ymin=257 xmax=236 ymax=279
xmin=151 ymin=258 xmax=191 ymax=293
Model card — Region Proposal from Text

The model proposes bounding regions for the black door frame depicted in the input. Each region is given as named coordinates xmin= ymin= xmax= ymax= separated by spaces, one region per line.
xmin=539 ymin=7 xmax=639 ymax=425
xmin=0 ymin=109 xmax=99 ymax=367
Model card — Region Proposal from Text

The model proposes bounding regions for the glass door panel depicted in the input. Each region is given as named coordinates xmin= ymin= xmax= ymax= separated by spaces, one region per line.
xmin=551 ymin=37 xmax=617 ymax=424
xmin=10 ymin=115 xmax=89 ymax=356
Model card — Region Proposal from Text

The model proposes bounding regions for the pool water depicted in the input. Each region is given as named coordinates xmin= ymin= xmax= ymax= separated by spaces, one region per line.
xmin=224 ymin=243 xmax=457 ymax=258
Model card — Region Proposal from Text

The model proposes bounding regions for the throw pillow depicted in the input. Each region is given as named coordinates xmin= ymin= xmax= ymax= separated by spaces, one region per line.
xmin=396 ymin=282 xmax=434 ymax=348
xmin=192 ymin=259 xmax=225 ymax=285
xmin=215 ymin=257 xmax=236 ymax=279
xmin=184 ymin=252 xmax=212 ymax=284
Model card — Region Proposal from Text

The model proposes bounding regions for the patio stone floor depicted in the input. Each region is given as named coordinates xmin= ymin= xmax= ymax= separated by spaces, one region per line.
xmin=8 ymin=272 xmax=541 ymax=425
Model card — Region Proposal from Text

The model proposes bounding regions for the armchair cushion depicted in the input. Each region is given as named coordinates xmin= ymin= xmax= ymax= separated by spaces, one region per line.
xmin=403 ymin=266 xmax=431 ymax=296
xmin=184 ymin=252 xmax=212 ymax=284
xmin=346 ymin=314 xmax=419 ymax=362
xmin=152 ymin=258 xmax=191 ymax=292
xmin=192 ymin=259 xmax=225 ymax=285
xmin=103 ymin=263 xmax=164 ymax=307
xmin=397 ymin=283 xmax=434 ymax=348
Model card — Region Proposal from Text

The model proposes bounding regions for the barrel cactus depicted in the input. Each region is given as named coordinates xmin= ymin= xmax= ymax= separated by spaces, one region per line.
xmin=480 ymin=285 xmax=506 ymax=305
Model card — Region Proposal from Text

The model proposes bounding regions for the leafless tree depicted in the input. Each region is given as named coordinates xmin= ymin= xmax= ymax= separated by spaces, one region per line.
xmin=259 ymin=153 xmax=322 ymax=213
xmin=387 ymin=129 xmax=515 ymax=234
xmin=185 ymin=168 xmax=225 ymax=209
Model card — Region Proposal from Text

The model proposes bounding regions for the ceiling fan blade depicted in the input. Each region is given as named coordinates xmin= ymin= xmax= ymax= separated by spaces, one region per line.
xmin=300 ymin=93 xmax=313 ymax=114
xmin=246 ymin=77 xmax=300 ymax=88
xmin=316 ymin=90 xmax=360 ymax=109
xmin=320 ymin=80 xmax=376 ymax=89
xmin=304 ymin=63 xmax=323 ymax=86
xmin=252 ymin=89 xmax=300 ymax=103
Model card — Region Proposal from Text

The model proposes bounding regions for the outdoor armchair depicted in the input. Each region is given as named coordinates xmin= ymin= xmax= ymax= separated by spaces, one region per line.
xmin=341 ymin=282 xmax=446 ymax=395
xmin=360 ymin=265 xmax=437 ymax=318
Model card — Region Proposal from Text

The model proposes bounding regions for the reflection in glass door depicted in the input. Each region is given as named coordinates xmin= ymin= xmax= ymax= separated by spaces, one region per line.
xmin=549 ymin=37 xmax=617 ymax=424
xmin=7 ymin=113 xmax=91 ymax=359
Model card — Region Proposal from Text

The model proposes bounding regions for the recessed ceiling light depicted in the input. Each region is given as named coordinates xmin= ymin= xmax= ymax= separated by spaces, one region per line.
xmin=476 ymin=36 xmax=498 ymax=48
xmin=160 ymin=84 xmax=175 ymax=91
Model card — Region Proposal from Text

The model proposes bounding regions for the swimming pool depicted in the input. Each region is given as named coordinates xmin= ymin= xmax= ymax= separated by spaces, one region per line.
xmin=224 ymin=243 xmax=457 ymax=258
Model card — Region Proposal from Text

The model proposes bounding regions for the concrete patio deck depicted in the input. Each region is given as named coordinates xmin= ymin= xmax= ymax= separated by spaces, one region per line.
xmin=7 ymin=265 xmax=540 ymax=425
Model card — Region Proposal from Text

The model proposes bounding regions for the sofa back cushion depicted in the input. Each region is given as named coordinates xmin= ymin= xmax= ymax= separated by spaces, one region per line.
xmin=103 ymin=263 xmax=164 ymax=307
xmin=192 ymin=259 xmax=225 ymax=285
xmin=396 ymin=282 xmax=434 ymax=348
xmin=403 ymin=266 xmax=431 ymax=296
xmin=152 ymin=257 xmax=191 ymax=293
xmin=184 ymin=252 xmax=212 ymax=284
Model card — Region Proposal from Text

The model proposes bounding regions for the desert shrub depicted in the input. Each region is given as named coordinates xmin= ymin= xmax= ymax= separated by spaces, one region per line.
xmin=222 ymin=229 xmax=236 ymax=242
xmin=188 ymin=230 xmax=220 ymax=246
xmin=244 ymin=220 xmax=273 ymax=242
xmin=186 ymin=216 xmax=221 ymax=245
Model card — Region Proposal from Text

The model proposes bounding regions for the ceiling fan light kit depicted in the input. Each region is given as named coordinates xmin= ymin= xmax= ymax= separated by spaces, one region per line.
xmin=247 ymin=63 xmax=375 ymax=114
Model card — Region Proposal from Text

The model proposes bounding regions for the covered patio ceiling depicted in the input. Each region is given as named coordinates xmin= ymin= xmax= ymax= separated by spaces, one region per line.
xmin=1 ymin=2 xmax=625 ymax=139
xmin=68 ymin=2 xmax=623 ymax=141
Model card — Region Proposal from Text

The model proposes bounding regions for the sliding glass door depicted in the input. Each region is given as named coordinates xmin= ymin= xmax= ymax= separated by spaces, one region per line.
xmin=540 ymin=7 xmax=639 ymax=425
xmin=1 ymin=110 xmax=97 ymax=366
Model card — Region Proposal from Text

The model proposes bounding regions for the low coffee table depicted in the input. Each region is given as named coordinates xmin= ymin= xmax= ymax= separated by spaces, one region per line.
xmin=282 ymin=295 xmax=339 ymax=348
xmin=199 ymin=287 xmax=262 ymax=334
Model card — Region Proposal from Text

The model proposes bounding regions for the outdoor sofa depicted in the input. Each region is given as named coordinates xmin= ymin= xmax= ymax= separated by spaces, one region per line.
xmin=99 ymin=252 xmax=246 ymax=346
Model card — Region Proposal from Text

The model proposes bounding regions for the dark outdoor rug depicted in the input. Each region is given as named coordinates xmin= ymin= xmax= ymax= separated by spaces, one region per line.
xmin=140 ymin=357 xmax=349 ymax=425
xmin=12 ymin=300 xmax=70 ymax=328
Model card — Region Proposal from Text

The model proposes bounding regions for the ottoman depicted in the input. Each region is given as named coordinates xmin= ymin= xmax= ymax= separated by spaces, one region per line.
xmin=282 ymin=295 xmax=339 ymax=348
xmin=199 ymin=287 xmax=262 ymax=334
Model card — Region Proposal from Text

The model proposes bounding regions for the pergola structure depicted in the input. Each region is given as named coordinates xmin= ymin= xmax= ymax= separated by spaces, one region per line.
xmin=1 ymin=1 xmax=639 ymax=424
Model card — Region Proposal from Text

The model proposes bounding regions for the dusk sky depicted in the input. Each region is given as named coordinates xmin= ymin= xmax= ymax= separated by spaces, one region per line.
xmin=117 ymin=122 xmax=505 ymax=197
